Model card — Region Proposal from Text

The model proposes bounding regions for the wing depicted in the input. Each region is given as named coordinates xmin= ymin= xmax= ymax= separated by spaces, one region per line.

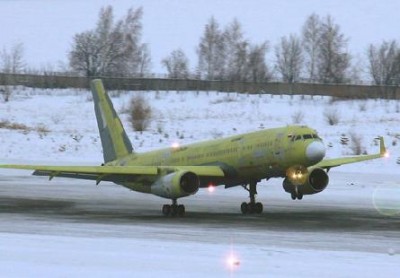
xmin=0 ymin=164 xmax=225 ymax=184
xmin=314 ymin=136 xmax=387 ymax=170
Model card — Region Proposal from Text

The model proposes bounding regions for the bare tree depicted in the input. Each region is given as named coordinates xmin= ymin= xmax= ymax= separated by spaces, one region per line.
xmin=367 ymin=40 xmax=400 ymax=86
xmin=69 ymin=5 xmax=149 ymax=77
xmin=1 ymin=42 xmax=25 ymax=73
xmin=162 ymin=49 xmax=189 ymax=79
xmin=1 ymin=43 xmax=25 ymax=102
xmin=69 ymin=31 xmax=100 ymax=76
xmin=317 ymin=15 xmax=351 ymax=84
xmin=223 ymin=19 xmax=249 ymax=81
xmin=93 ymin=6 xmax=126 ymax=76
xmin=137 ymin=44 xmax=152 ymax=77
xmin=275 ymin=34 xmax=303 ymax=83
xmin=347 ymin=54 xmax=364 ymax=84
xmin=121 ymin=7 xmax=151 ymax=76
xmin=302 ymin=13 xmax=321 ymax=82
xmin=246 ymin=42 xmax=271 ymax=82
xmin=197 ymin=17 xmax=225 ymax=80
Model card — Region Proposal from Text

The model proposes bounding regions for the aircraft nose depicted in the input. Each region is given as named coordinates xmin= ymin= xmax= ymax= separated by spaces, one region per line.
xmin=306 ymin=141 xmax=326 ymax=163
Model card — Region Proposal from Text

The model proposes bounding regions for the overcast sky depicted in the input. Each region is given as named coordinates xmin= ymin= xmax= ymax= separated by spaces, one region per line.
xmin=0 ymin=0 xmax=399 ymax=73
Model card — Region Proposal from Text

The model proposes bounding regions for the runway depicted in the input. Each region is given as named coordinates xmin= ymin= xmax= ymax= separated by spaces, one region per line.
xmin=1 ymin=172 xmax=399 ymax=277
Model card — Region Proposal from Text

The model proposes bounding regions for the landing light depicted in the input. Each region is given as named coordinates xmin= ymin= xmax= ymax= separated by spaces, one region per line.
xmin=171 ymin=142 xmax=180 ymax=149
xmin=292 ymin=173 xmax=302 ymax=179
xmin=384 ymin=150 xmax=390 ymax=158
xmin=292 ymin=171 xmax=303 ymax=180
xmin=207 ymin=184 xmax=216 ymax=193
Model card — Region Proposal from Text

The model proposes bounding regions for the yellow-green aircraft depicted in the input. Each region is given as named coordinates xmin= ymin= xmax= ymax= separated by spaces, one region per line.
xmin=0 ymin=80 xmax=387 ymax=216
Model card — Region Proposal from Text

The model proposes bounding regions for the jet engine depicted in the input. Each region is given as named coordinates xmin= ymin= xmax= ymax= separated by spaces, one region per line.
xmin=151 ymin=171 xmax=199 ymax=199
xmin=283 ymin=167 xmax=329 ymax=198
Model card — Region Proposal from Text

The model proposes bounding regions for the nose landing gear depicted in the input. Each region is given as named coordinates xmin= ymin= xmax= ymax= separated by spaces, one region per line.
xmin=290 ymin=185 xmax=303 ymax=200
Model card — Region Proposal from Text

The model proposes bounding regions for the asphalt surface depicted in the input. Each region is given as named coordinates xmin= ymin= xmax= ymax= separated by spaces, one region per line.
xmin=1 ymin=173 xmax=399 ymax=254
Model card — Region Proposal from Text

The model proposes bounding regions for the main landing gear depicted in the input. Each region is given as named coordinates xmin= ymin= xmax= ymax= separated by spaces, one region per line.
xmin=162 ymin=199 xmax=185 ymax=217
xmin=241 ymin=181 xmax=263 ymax=214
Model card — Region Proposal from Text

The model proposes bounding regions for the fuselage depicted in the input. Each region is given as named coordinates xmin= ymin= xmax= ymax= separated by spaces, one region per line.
xmin=108 ymin=125 xmax=326 ymax=193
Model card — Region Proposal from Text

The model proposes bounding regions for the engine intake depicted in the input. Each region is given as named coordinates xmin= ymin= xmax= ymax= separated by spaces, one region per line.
xmin=283 ymin=167 xmax=329 ymax=195
xmin=151 ymin=171 xmax=199 ymax=199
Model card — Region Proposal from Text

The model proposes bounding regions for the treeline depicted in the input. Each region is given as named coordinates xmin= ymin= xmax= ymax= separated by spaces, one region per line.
xmin=1 ymin=5 xmax=400 ymax=87
xmin=1 ymin=72 xmax=399 ymax=100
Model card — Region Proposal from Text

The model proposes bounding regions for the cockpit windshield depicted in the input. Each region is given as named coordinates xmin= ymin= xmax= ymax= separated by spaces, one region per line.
xmin=289 ymin=133 xmax=320 ymax=141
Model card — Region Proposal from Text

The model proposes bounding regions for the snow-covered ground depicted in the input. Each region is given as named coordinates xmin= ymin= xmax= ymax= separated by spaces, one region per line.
xmin=0 ymin=88 xmax=399 ymax=277
xmin=0 ymin=171 xmax=399 ymax=277
xmin=0 ymin=87 xmax=399 ymax=172
xmin=0 ymin=232 xmax=397 ymax=278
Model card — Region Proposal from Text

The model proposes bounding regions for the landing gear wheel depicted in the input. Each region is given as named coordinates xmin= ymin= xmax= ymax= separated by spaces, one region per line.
xmin=255 ymin=202 xmax=263 ymax=214
xmin=297 ymin=193 xmax=303 ymax=200
xmin=248 ymin=202 xmax=256 ymax=213
xmin=241 ymin=202 xmax=263 ymax=214
xmin=162 ymin=204 xmax=171 ymax=216
xmin=241 ymin=202 xmax=249 ymax=214
xmin=162 ymin=201 xmax=185 ymax=217
xmin=241 ymin=181 xmax=264 ymax=215
xmin=170 ymin=204 xmax=178 ymax=216
xmin=177 ymin=205 xmax=185 ymax=216
xmin=291 ymin=192 xmax=303 ymax=200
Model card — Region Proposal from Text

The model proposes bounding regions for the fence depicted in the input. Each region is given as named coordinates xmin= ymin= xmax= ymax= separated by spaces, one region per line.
xmin=0 ymin=72 xmax=399 ymax=99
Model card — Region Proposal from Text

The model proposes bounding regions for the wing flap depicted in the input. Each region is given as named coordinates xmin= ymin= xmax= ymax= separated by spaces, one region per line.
xmin=158 ymin=166 xmax=225 ymax=177
xmin=0 ymin=165 xmax=158 ymax=175
xmin=0 ymin=164 xmax=225 ymax=182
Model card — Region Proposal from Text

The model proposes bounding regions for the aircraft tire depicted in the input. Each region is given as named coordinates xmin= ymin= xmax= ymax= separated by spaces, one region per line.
xmin=297 ymin=193 xmax=303 ymax=200
xmin=170 ymin=204 xmax=178 ymax=216
xmin=177 ymin=205 xmax=185 ymax=216
xmin=255 ymin=202 xmax=263 ymax=214
xmin=248 ymin=202 xmax=256 ymax=213
xmin=162 ymin=204 xmax=171 ymax=216
xmin=241 ymin=202 xmax=249 ymax=214
xmin=291 ymin=192 xmax=297 ymax=200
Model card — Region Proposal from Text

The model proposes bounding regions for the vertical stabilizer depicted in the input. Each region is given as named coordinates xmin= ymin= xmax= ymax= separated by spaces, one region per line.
xmin=90 ymin=79 xmax=133 ymax=163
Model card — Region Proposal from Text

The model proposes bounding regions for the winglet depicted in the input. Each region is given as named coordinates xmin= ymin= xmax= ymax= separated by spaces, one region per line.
xmin=379 ymin=136 xmax=387 ymax=157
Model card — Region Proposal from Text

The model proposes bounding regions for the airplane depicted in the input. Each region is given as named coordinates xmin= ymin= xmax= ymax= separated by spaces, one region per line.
xmin=0 ymin=79 xmax=388 ymax=217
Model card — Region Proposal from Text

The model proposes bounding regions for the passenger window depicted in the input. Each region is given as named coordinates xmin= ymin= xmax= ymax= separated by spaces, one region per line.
xmin=303 ymin=134 xmax=313 ymax=140
xmin=295 ymin=135 xmax=302 ymax=141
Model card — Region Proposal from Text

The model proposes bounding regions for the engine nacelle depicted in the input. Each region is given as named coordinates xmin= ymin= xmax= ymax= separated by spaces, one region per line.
xmin=283 ymin=167 xmax=329 ymax=195
xmin=151 ymin=171 xmax=199 ymax=199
